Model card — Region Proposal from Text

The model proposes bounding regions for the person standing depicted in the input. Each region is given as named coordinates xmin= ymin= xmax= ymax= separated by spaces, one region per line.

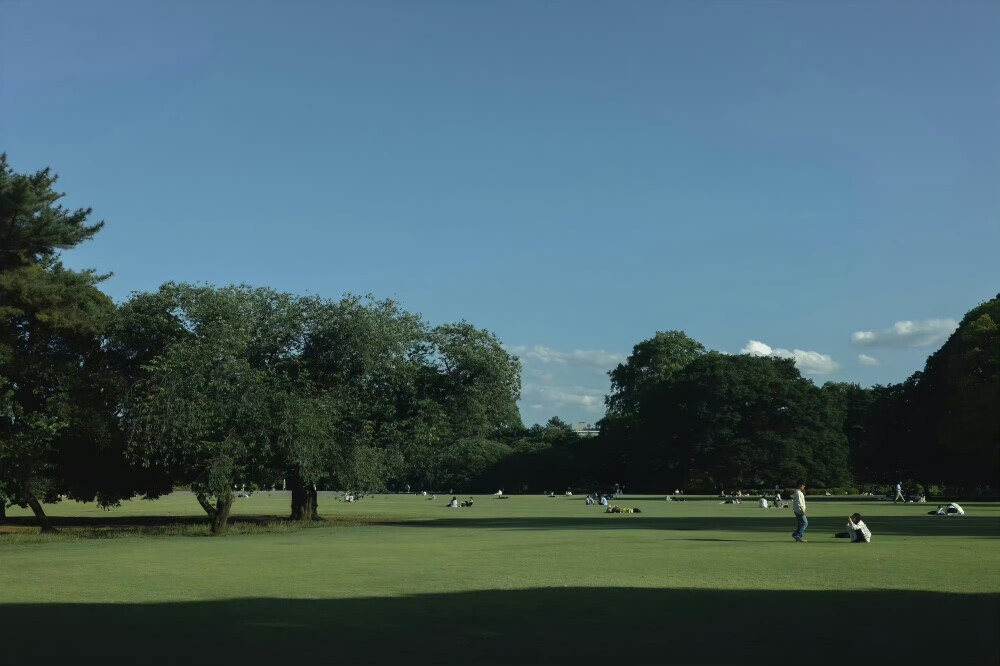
xmin=792 ymin=480 xmax=808 ymax=542
xmin=893 ymin=482 xmax=905 ymax=503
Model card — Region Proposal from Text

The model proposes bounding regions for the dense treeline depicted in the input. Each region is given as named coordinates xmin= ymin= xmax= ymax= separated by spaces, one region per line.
xmin=1 ymin=156 xmax=997 ymax=533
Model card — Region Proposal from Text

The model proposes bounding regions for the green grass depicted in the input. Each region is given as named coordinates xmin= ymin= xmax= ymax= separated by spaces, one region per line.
xmin=2 ymin=493 xmax=998 ymax=664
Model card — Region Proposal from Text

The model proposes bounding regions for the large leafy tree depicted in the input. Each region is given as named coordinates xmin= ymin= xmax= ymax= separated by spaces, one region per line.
xmin=598 ymin=331 xmax=706 ymax=487
xmin=0 ymin=155 xmax=149 ymax=529
xmin=406 ymin=322 xmax=522 ymax=490
xmin=301 ymin=295 xmax=427 ymax=501
xmin=123 ymin=284 xmax=321 ymax=534
xmin=605 ymin=331 xmax=707 ymax=418
xmin=615 ymin=352 xmax=850 ymax=491
xmin=914 ymin=295 xmax=999 ymax=488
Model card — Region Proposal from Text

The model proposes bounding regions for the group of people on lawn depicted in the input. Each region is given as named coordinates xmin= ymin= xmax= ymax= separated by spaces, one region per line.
xmin=432 ymin=480 xmax=965 ymax=541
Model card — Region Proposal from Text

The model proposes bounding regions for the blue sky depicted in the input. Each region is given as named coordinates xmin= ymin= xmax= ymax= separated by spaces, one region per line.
xmin=3 ymin=1 xmax=997 ymax=426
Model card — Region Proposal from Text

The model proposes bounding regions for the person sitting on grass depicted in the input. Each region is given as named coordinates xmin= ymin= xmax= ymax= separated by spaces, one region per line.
xmin=586 ymin=496 xmax=595 ymax=505
xmin=599 ymin=495 xmax=608 ymax=506
xmin=759 ymin=496 xmax=769 ymax=508
xmin=847 ymin=513 xmax=872 ymax=543
xmin=447 ymin=497 xmax=458 ymax=508
xmin=461 ymin=497 xmax=474 ymax=507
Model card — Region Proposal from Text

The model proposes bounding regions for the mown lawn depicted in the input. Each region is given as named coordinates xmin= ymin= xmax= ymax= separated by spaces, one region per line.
xmin=2 ymin=493 xmax=998 ymax=664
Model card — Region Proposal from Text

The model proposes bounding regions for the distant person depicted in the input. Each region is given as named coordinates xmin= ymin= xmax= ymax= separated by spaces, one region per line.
xmin=599 ymin=496 xmax=609 ymax=506
xmin=847 ymin=513 xmax=872 ymax=543
xmin=759 ymin=497 xmax=769 ymax=509
xmin=428 ymin=494 xmax=436 ymax=501
xmin=792 ymin=480 xmax=808 ymax=542
xmin=461 ymin=497 xmax=474 ymax=507
xmin=447 ymin=497 xmax=458 ymax=508
xmin=494 ymin=489 xmax=503 ymax=498
xmin=894 ymin=482 xmax=905 ymax=503
xmin=586 ymin=496 xmax=595 ymax=505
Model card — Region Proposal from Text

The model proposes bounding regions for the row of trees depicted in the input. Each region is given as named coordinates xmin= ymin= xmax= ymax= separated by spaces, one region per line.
xmin=2 ymin=155 xmax=996 ymax=533
xmin=571 ymin=299 xmax=998 ymax=495
xmin=0 ymin=155 xmax=522 ymax=533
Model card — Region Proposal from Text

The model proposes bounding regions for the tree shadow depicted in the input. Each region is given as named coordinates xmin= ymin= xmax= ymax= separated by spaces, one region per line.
xmin=385 ymin=515 xmax=1000 ymax=538
xmin=0 ymin=587 xmax=995 ymax=665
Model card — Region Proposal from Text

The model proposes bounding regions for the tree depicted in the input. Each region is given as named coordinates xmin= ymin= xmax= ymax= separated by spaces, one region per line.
xmin=124 ymin=284 xmax=304 ymax=534
xmin=0 ymin=154 xmax=142 ymax=529
xmin=916 ymin=295 xmax=999 ymax=488
xmin=605 ymin=331 xmax=706 ymax=418
xmin=424 ymin=322 xmax=523 ymax=439
xmin=301 ymin=294 xmax=426 ymax=499
xmin=618 ymin=352 xmax=850 ymax=491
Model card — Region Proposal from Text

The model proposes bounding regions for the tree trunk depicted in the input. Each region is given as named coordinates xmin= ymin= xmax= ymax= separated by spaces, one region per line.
xmin=210 ymin=497 xmax=232 ymax=535
xmin=196 ymin=492 xmax=233 ymax=535
xmin=26 ymin=493 xmax=55 ymax=532
xmin=195 ymin=492 xmax=216 ymax=518
xmin=289 ymin=473 xmax=319 ymax=521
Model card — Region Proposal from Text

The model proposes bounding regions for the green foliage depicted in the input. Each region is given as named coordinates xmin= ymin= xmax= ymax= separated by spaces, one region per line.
xmin=0 ymin=153 xmax=104 ymax=274
xmin=0 ymin=155 xmax=147 ymax=527
xmin=605 ymin=330 xmax=706 ymax=418
xmin=123 ymin=284 xmax=303 ymax=531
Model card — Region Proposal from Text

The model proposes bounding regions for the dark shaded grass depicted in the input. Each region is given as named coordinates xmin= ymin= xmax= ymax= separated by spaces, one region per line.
xmin=0 ymin=515 xmax=381 ymax=541
xmin=1 ymin=588 xmax=996 ymax=665
xmin=5 ymin=513 xmax=996 ymax=540
xmin=381 ymin=515 xmax=1000 ymax=538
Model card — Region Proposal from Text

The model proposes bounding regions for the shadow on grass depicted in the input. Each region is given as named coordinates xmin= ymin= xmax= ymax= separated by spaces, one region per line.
xmin=384 ymin=515 xmax=1000 ymax=538
xmin=0 ymin=515 xmax=372 ymax=539
xmin=0 ymin=588 xmax=995 ymax=665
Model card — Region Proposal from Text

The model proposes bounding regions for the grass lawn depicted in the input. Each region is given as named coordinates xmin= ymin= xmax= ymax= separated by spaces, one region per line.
xmin=2 ymin=493 xmax=998 ymax=665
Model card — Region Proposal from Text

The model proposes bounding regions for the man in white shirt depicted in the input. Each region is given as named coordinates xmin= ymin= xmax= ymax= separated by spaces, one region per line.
xmin=894 ymin=482 xmax=905 ymax=503
xmin=792 ymin=480 xmax=808 ymax=542
xmin=847 ymin=513 xmax=872 ymax=543
xmin=759 ymin=496 xmax=768 ymax=508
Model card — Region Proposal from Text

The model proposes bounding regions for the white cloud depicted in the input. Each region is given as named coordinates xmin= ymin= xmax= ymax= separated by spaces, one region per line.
xmin=741 ymin=340 xmax=774 ymax=356
xmin=739 ymin=339 xmax=840 ymax=375
xmin=507 ymin=344 xmax=625 ymax=370
xmin=857 ymin=354 xmax=880 ymax=366
xmin=521 ymin=383 xmax=607 ymax=414
xmin=851 ymin=319 xmax=958 ymax=349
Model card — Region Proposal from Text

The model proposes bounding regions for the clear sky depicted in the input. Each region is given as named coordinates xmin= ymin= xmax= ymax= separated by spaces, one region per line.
xmin=3 ymin=1 xmax=998 ymax=426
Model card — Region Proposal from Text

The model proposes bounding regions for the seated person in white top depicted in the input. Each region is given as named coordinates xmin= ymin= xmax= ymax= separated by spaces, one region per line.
xmin=759 ymin=497 xmax=769 ymax=508
xmin=847 ymin=513 xmax=872 ymax=543
xmin=447 ymin=497 xmax=459 ymax=508
xmin=599 ymin=496 xmax=608 ymax=506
